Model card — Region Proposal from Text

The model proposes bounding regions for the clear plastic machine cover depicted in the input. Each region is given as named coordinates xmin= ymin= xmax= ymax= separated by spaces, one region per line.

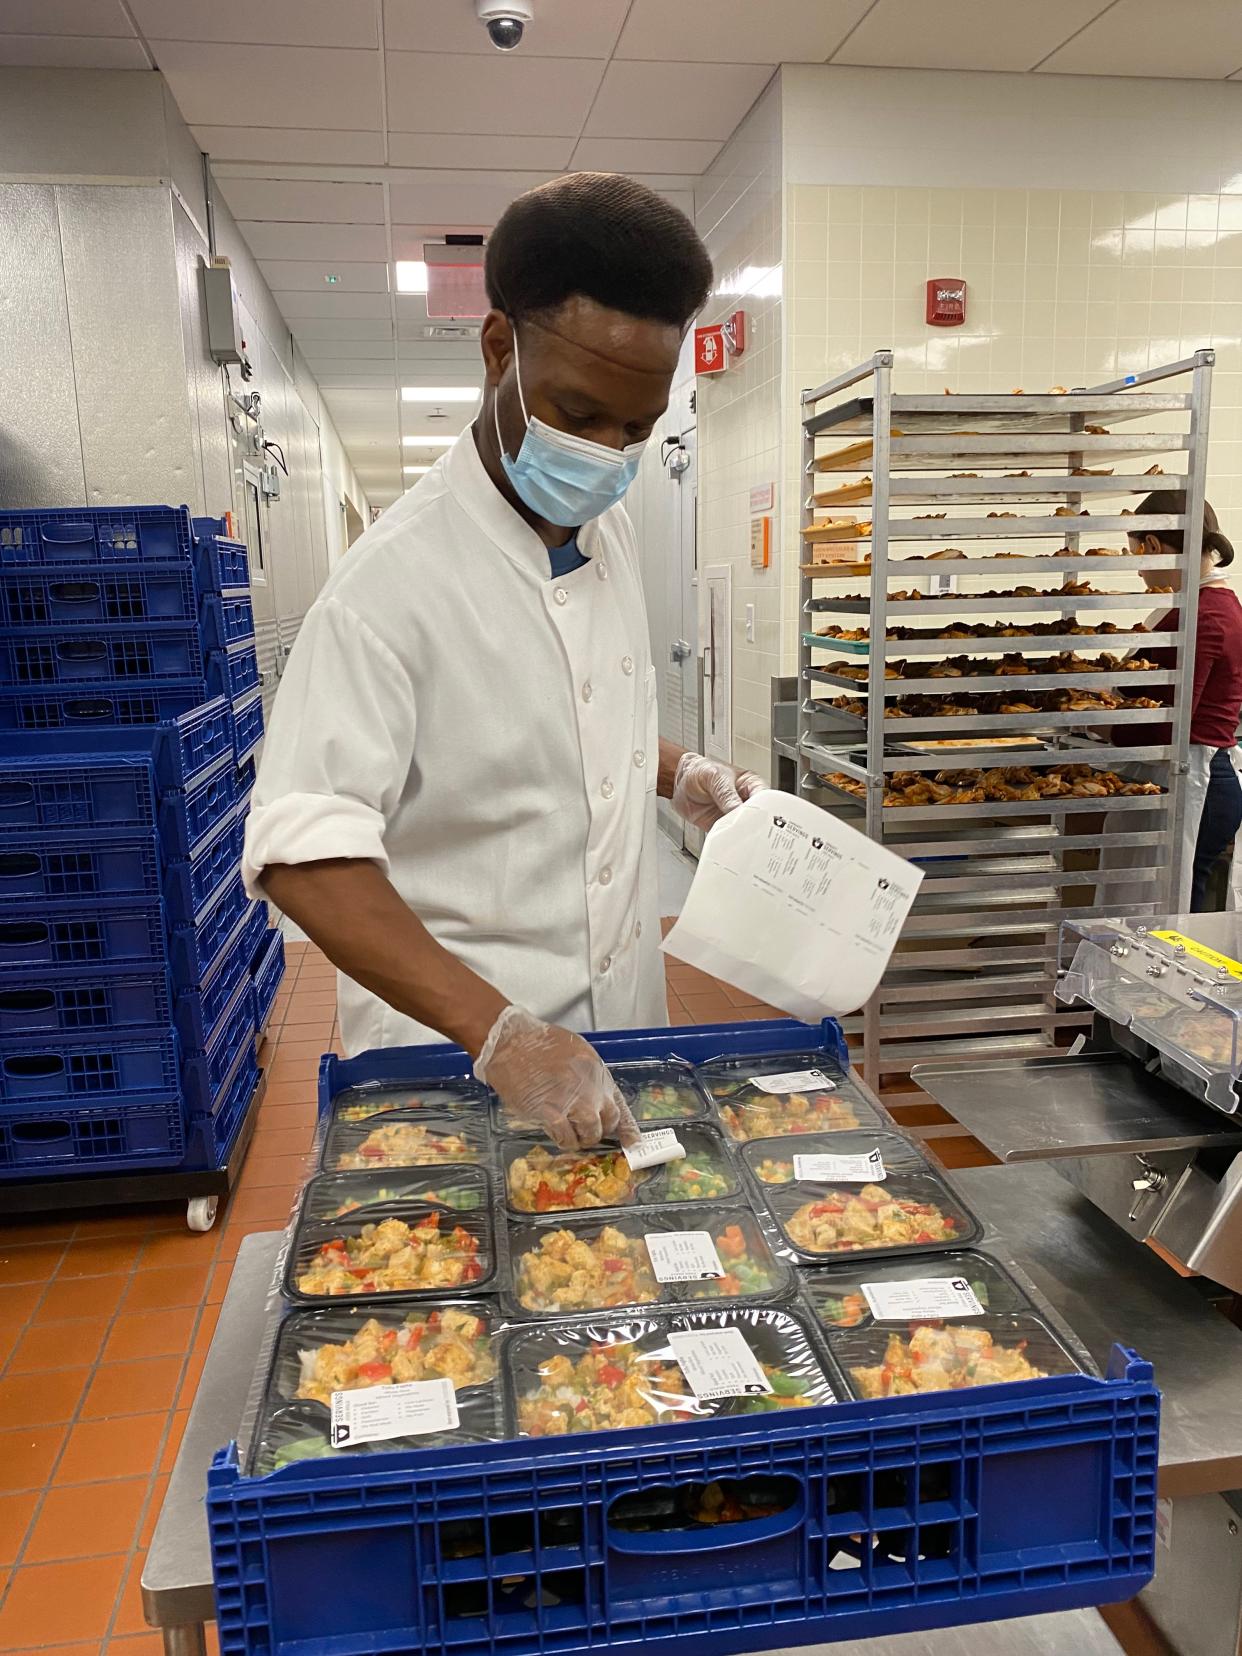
xmin=1059 ymin=912 xmax=1242 ymax=1112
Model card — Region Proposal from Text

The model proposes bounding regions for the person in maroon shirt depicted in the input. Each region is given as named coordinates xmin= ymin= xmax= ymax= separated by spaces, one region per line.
xmin=1127 ymin=490 xmax=1242 ymax=910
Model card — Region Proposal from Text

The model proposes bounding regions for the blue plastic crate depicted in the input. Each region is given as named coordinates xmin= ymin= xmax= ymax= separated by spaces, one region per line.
xmin=0 ymin=730 xmax=158 ymax=831
xmin=207 ymin=643 xmax=260 ymax=703
xmin=164 ymin=809 xmax=243 ymax=929
xmin=0 ymin=627 xmax=206 ymax=688
xmin=192 ymin=530 xmax=250 ymax=594
xmin=0 ymin=965 xmax=173 ymax=1039
xmin=172 ymin=875 xmax=250 ymax=987
xmin=0 ymin=902 xmax=166 ymax=968
xmin=0 ymin=1093 xmax=184 ymax=1176
xmin=158 ymin=753 xmax=238 ymax=859
xmin=0 ymin=505 xmax=192 ymax=565
xmin=182 ymin=977 xmax=256 ymax=1115
xmin=174 ymin=903 xmax=260 ymax=1049
xmin=152 ymin=697 xmax=232 ymax=792
xmin=201 ymin=594 xmax=256 ymax=650
xmin=0 ymin=836 xmax=160 ymax=904
xmin=251 ymin=927 xmax=284 ymax=1032
xmin=230 ymin=690 xmax=263 ymax=766
xmin=0 ymin=687 xmax=201 ymax=734
xmin=182 ymin=1049 xmax=259 ymax=1173
xmin=0 ymin=1029 xmax=179 ymax=1103
xmin=208 ymin=1342 xmax=1158 ymax=1656
xmin=0 ymin=565 xmax=197 ymax=627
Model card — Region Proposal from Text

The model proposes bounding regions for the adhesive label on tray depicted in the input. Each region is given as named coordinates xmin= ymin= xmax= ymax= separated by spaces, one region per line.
xmin=624 ymin=1129 xmax=686 ymax=1170
xmin=668 ymin=1328 xmax=774 ymax=1401
xmin=861 ymin=1276 xmax=985 ymax=1321
xmin=1150 ymin=930 xmax=1242 ymax=980
xmin=329 ymin=1377 xmax=459 ymax=1447
xmin=794 ymin=1149 xmax=885 ymax=1183
xmin=752 ymin=1068 xmax=836 ymax=1095
xmin=645 ymin=1230 xmax=725 ymax=1283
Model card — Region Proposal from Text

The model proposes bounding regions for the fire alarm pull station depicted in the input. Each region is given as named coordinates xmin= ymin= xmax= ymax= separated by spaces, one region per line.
xmin=926 ymin=278 xmax=966 ymax=327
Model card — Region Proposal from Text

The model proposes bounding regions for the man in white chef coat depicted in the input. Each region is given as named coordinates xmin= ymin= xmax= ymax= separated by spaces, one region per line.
xmin=243 ymin=173 xmax=760 ymax=1149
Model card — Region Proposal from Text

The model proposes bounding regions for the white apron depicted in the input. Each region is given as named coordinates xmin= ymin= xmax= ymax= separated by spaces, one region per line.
xmin=242 ymin=433 xmax=665 ymax=1054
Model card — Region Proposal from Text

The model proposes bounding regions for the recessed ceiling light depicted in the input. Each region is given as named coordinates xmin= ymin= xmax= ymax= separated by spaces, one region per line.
xmin=401 ymin=386 xmax=480 ymax=402
xmin=402 ymin=434 xmax=456 ymax=447
xmin=404 ymin=465 xmax=433 ymax=474
xmin=395 ymin=261 xmax=429 ymax=294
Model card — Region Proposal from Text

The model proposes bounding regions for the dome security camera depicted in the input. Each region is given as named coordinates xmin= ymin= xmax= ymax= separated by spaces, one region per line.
xmin=476 ymin=0 xmax=532 ymax=50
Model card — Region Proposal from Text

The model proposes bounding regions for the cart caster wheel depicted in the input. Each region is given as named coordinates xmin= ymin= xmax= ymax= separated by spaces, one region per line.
xmin=186 ymin=1196 xmax=219 ymax=1233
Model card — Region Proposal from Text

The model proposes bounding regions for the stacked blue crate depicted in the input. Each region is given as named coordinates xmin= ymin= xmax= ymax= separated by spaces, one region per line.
xmin=0 ymin=505 xmax=286 ymax=1187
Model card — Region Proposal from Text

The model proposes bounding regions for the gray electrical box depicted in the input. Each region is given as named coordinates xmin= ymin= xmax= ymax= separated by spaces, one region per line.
xmin=202 ymin=257 xmax=245 ymax=365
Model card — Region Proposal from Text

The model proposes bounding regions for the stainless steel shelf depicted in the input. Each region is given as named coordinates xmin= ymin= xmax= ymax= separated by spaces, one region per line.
xmin=805 ymin=554 xmax=1181 ymax=578
xmin=811 ymin=708 xmax=1175 ymax=735
xmin=803 ymin=738 xmax=1172 ymax=772
xmin=814 ymin=433 xmax=1191 ymax=471
xmin=805 ymin=592 xmax=1166 ymax=616
xmin=809 ymin=475 xmax=1187 ymax=506
xmin=803 ymin=391 xmax=1191 ymax=437
xmin=813 ymin=628 xmax=1176 ymax=657
xmin=803 ymin=514 xmax=1180 ymax=541
xmin=805 ymin=666 xmax=1175 ymax=695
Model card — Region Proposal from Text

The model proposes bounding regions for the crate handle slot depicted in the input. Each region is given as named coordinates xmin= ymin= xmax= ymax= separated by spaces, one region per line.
xmin=0 ymin=989 xmax=55 ymax=1013
xmin=39 ymin=524 xmax=95 ymax=549
xmin=0 ymin=854 xmax=41 ymax=877
xmin=63 ymin=700 xmax=114 ymax=722
xmin=11 ymin=1119 xmax=71 ymax=1145
xmin=3 ymin=1053 xmax=65 ymax=1079
xmin=0 ymin=922 xmax=48 ymax=946
xmin=604 ymin=1479 xmax=804 ymax=1556
xmin=56 ymin=640 xmax=107 ymax=662
xmin=0 ymin=784 xmax=35 ymax=811
xmin=49 ymin=581 xmax=102 ymax=603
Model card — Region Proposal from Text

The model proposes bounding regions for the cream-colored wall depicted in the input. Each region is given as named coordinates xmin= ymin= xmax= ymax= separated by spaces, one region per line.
xmin=692 ymin=78 xmax=783 ymax=780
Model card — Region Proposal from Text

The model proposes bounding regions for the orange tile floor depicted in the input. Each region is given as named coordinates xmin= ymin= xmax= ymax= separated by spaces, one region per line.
xmin=0 ymin=938 xmax=788 ymax=1655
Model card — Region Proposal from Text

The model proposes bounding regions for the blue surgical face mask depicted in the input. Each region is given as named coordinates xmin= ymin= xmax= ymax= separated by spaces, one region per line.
xmin=493 ymin=331 xmax=648 ymax=525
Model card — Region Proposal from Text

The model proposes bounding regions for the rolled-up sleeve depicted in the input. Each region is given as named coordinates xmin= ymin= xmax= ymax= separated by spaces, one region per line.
xmin=242 ymin=596 xmax=415 ymax=900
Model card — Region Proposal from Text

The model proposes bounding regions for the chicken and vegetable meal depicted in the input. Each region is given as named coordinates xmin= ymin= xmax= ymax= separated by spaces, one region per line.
xmin=849 ymin=1325 xmax=1047 ymax=1398
xmin=659 ymin=1154 xmax=733 ymax=1203
xmin=784 ymin=1185 xmax=962 ymax=1254
xmin=718 ymin=1090 xmax=863 ymax=1141
xmin=680 ymin=1222 xmax=779 ymax=1300
xmin=515 ymin=1225 xmax=660 ymax=1313
xmin=328 ymin=1183 xmax=480 ymax=1218
xmin=294 ymin=1310 xmax=495 ymax=1405
xmin=507 ymin=1145 xmax=640 ymax=1212
xmin=296 ymin=1213 xmax=487 ymax=1297
xmin=335 ymin=1121 xmax=479 ymax=1170
xmin=628 ymin=1080 xmax=703 ymax=1121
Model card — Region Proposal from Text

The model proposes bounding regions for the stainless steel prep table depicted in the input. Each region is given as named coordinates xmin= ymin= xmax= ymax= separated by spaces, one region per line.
xmin=142 ymin=1162 xmax=1242 ymax=1653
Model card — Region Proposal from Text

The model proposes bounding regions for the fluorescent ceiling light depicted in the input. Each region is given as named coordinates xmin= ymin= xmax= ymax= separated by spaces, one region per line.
xmin=401 ymin=386 xmax=480 ymax=402
xmin=395 ymin=261 xmax=428 ymax=293
xmin=402 ymin=434 xmax=456 ymax=447
xmin=404 ymin=465 xmax=433 ymax=474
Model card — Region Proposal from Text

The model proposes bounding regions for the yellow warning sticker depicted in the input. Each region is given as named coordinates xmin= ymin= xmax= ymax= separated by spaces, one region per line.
xmin=1150 ymin=930 xmax=1242 ymax=979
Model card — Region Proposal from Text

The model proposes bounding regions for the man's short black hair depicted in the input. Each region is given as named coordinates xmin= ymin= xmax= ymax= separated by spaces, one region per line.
xmin=485 ymin=172 xmax=713 ymax=329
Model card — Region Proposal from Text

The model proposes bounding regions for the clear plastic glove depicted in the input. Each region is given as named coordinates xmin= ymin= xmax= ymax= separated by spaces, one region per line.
xmin=473 ymin=1004 xmax=640 ymax=1150
xmin=672 ymin=751 xmax=766 ymax=831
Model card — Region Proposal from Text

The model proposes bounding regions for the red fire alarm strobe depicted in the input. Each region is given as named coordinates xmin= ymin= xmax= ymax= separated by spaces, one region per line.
xmin=927 ymin=278 xmax=966 ymax=327
xmin=725 ymin=308 xmax=747 ymax=355
xmin=694 ymin=323 xmax=727 ymax=375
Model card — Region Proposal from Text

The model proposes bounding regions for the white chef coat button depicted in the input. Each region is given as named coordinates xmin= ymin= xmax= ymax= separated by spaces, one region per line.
xmin=601 ymin=778 xmax=615 ymax=800
xmin=622 ymin=655 xmax=634 ymax=676
xmin=596 ymin=560 xmax=608 ymax=581
xmin=633 ymin=749 xmax=646 ymax=768
xmin=582 ymin=680 xmax=593 ymax=703
xmin=554 ymin=587 xmax=569 ymax=606
xmin=635 ymin=921 xmax=643 ymax=938
xmin=599 ymin=866 xmax=613 ymax=886
xmin=599 ymin=955 xmax=612 ymax=974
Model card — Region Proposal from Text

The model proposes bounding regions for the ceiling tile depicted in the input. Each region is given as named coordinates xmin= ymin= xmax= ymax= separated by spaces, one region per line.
xmin=388 ymin=173 xmax=536 ymax=224
xmin=0 ymin=0 xmax=133 ymax=34
xmin=617 ymin=0 xmax=870 ymax=62
xmin=132 ymin=0 xmax=377 ymax=45
xmin=383 ymin=0 xmax=628 ymax=57
xmin=833 ymin=0 xmax=1115 ymax=71
xmin=1036 ymin=0 xmax=1242 ymax=75
xmin=315 ymin=371 xmax=399 ymax=389
xmin=192 ymin=126 xmax=386 ymax=165
xmin=570 ymin=137 xmax=724 ymax=173
xmin=150 ymin=39 xmax=382 ymax=129
xmin=300 ymin=340 xmax=397 ymax=359
xmin=584 ymin=60 xmax=773 ymax=141
xmin=321 ymin=387 xmax=400 ymax=424
xmin=386 ymin=49 xmax=602 ymax=136
xmin=291 ymin=317 xmax=394 ymax=340
xmin=216 ymin=177 xmax=384 ymax=224
xmin=387 ymin=132 xmax=574 ymax=169
xmin=238 ymin=221 xmax=389 ymax=261
xmin=0 ymin=35 xmax=148 ymax=66
xmin=260 ymin=260 xmax=389 ymax=292
xmin=276 ymin=290 xmax=392 ymax=319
